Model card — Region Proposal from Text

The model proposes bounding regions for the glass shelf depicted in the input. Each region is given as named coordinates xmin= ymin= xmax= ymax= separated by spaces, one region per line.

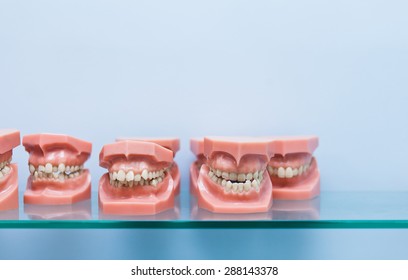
xmin=1 ymin=189 xmax=408 ymax=229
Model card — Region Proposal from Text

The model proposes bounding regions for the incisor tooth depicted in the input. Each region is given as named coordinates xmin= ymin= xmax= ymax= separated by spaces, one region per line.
xmin=237 ymin=173 xmax=246 ymax=182
xmin=222 ymin=172 xmax=229 ymax=179
xmin=285 ymin=167 xmax=293 ymax=178
xmin=58 ymin=163 xmax=65 ymax=172
xmin=117 ymin=170 xmax=126 ymax=182
xmin=278 ymin=167 xmax=285 ymax=178
xmin=126 ymin=171 xmax=134 ymax=181
xmin=134 ymin=174 xmax=141 ymax=181
xmin=141 ymin=169 xmax=148 ymax=180
xmin=246 ymin=173 xmax=253 ymax=180
xmin=244 ymin=180 xmax=251 ymax=191
xmin=232 ymin=183 xmax=238 ymax=192
xmin=238 ymin=183 xmax=244 ymax=193
xmin=229 ymin=173 xmax=237 ymax=181
xmin=45 ymin=163 xmax=52 ymax=173
xmin=226 ymin=181 xmax=232 ymax=191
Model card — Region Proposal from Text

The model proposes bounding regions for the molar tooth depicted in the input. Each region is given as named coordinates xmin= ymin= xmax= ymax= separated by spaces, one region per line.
xmin=232 ymin=183 xmax=238 ymax=192
xmin=151 ymin=179 xmax=158 ymax=186
xmin=45 ymin=162 xmax=52 ymax=173
xmin=237 ymin=173 xmax=246 ymax=182
xmin=285 ymin=167 xmax=293 ymax=178
xmin=126 ymin=171 xmax=134 ymax=182
xmin=226 ymin=181 xmax=232 ymax=192
xmin=141 ymin=169 xmax=148 ymax=180
xmin=157 ymin=177 xmax=163 ymax=183
xmin=251 ymin=179 xmax=258 ymax=188
xmin=238 ymin=183 xmax=244 ymax=193
xmin=38 ymin=165 xmax=45 ymax=173
xmin=278 ymin=167 xmax=285 ymax=178
xmin=159 ymin=170 xmax=164 ymax=176
xmin=222 ymin=171 xmax=229 ymax=179
xmin=246 ymin=173 xmax=253 ymax=180
xmin=29 ymin=164 xmax=35 ymax=174
xmin=58 ymin=163 xmax=65 ymax=172
xmin=244 ymin=180 xmax=251 ymax=191
xmin=134 ymin=174 xmax=141 ymax=181
xmin=229 ymin=172 xmax=237 ymax=181
xmin=208 ymin=171 xmax=214 ymax=177
xmin=211 ymin=175 xmax=217 ymax=182
xmin=117 ymin=170 xmax=126 ymax=182
xmin=293 ymin=168 xmax=298 ymax=176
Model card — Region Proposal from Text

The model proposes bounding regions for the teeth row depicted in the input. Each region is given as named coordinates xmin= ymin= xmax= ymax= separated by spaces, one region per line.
xmin=0 ymin=159 xmax=12 ymax=179
xmin=208 ymin=167 xmax=264 ymax=182
xmin=29 ymin=163 xmax=84 ymax=175
xmin=208 ymin=169 xmax=264 ymax=193
xmin=267 ymin=162 xmax=311 ymax=178
xmin=108 ymin=168 xmax=169 ymax=187
xmin=33 ymin=170 xmax=83 ymax=181
xmin=0 ymin=158 xmax=12 ymax=170
xmin=110 ymin=176 xmax=164 ymax=188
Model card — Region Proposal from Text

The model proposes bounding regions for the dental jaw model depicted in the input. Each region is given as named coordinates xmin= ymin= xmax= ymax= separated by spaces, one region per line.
xmin=267 ymin=136 xmax=320 ymax=200
xmin=116 ymin=137 xmax=181 ymax=194
xmin=99 ymin=140 xmax=176 ymax=215
xmin=0 ymin=129 xmax=20 ymax=211
xmin=23 ymin=134 xmax=92 ymax=205
xmin=196 ymin=137 xmax=274 ymax=214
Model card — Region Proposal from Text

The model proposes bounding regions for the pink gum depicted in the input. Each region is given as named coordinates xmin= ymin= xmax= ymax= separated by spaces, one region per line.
xmin=0 ymin=164 xmax=19 ymax=211
xmin=0 ymin=129 xmax=20 ymax=154
xmin=24 ymin=170 xmax=91 ymax=205
xmin=98 ymin=173 xmax=175 ymax=215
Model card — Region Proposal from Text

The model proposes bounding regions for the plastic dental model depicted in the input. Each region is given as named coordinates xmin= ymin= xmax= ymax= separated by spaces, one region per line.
xmin=189 ymin=138 xmax=204 ymax=196
xmin=116 ymin=137 xmax=181 ymax=194
xmin=267 ymin=136 xmax=320 ymax=200
xmin=194 ymin=137 xmax=274 ymax=214
xmin=99 ymin=140 xmax=176 ymax=215
xmin=23 ymin=133 xmax=92 ymax=205
xmin=0 ymin=129 xmax=21 ymax=211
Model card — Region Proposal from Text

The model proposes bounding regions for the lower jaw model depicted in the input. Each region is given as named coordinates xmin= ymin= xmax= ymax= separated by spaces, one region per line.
xmin=98 ymin=140 xmax=176 ymax=215
xmin=195 ymin=137 xmax=274 ymax=214
xmin=0 ymin=129 xmax=21 ymax=211
xmin=23 ymin=134 xmax=92 ymax=205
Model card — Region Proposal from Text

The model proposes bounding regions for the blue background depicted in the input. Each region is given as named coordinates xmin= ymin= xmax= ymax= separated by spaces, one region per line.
xmin=0 ymin=0 xmax=408 ymax=259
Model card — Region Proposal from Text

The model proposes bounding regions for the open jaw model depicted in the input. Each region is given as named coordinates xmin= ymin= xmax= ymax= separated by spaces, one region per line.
xmin=99 ymin=140 xmax=176 ymax=215
xmin=267 ymin=136 xmax=320 ymax=200
xmin=189 ymin=138 xmax=205 ymax=196
xmin=195 ymin=137 xmax=274 ymax=214
xmin=0 ymin=129 xmax=21 ymax=211
xmin=116 ymin=137 xmax=180 ymax=195
xmin=23 ymin=134 xmax=92 ymax=205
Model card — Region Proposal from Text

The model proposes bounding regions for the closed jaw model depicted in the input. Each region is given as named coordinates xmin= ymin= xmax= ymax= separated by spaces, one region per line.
xmin=98 ymin=140 xmax=176 ymax=215
xmin=23 ymin=133 xmax=92 ymax=205
xmin=0 ymin=129 xmax=21 ymax=211
xmin=195 ymin=137 xmax=274 ymax=214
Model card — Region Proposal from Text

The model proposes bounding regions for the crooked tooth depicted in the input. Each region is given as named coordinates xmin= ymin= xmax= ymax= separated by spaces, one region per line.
xmin=237 ymin=173 xmax=246 ymax=182
xmin=229 ymin=172 xmax=237 ymax=181
xmin=278 ymin=167 xmax=285 ymax=178
xmin=134 ymin=174 xmax=141 ymax=181
xmin=45 ymin=163 xmax=52 ymax=173
xmin=126 ymin=171 xmax=134 ymax=182
xmin=29 ymin=164 xmax=35 ymax=174
xmin=141 ymin=169 xmax=148 ymax=180
xmin=117 ymin=170 xmax=126 ymax=182
xmin=285 ymin=167 xmax=293 ymax=178
xmin=244 ymin=180 xmax=251 ymax=191
xmin=58 ymin=163 xmax=65 ymax=172
xmin=226 ymin=181 xmax=232 ymax=192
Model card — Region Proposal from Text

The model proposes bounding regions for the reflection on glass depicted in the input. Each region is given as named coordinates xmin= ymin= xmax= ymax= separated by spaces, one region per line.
xmin=271 ymin=197 xmax=320 ymax=220
xmin=24 ymin=199 xmax=92 ymax=220
xmin=99 ymin=197 xmax=180 ymax=221
xmin=0 ymin=208 xmax=19 ymax=220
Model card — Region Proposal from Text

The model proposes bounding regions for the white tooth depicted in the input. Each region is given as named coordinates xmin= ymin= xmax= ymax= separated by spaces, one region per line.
xmin=58 ymin=163 xmax=65 ymax=172
xmin=237 ymin=173 xmax=246 ymax=182
xmin=246 ymin=173 xmax=253 ymax=180
xmin=3 ymin=166 xmax=10 ymax=174
xmin=141 ymin=169 xmax=148 ymax=180
xmin=244 ymin=180 xmax=251 ymax=191
xmin=117 ymin=170 xmax=126 ymax=182
xmin=140 ymin=179 xmax=145 ymax=186
xmin=38 ymin=165 xmax=45 ymax=173
xmin=216 ymin=169 xmax=221 ymax=177
xmin=69 ymin=174 xmax=74 ymax=178
xmin=66 ymin=166 xmax=71 ymax=173
xmin=222 ymin=171 xmax=229 ymax=179
xmin=75 ymin=165 xmax=79 ymax=171
xmin=151 ymin=179 xmax=158 ymax=186
xmin=126 ymin=171 xmax=134 ymax=181
xmin=222 ymin=179 xmax=227 ymax=187
xmin=128 ymin=181 xmax=134 ymax=187
xmin=278 ymin=167 xmax=285 ymax=178
xmin=158 ymin=177 xmax=163 ymax=183
xmin=226 ymin=181 xmax=232 ymax=192
xmin=134 ymin=174 xmax=141 ymax=181
xmin=232 ymin=183 xmax=238 ymax=192
xmin=112 ymin=171 xmax=118 ymax=180
xmin=34 ymin=171 xmax=38 ymax=178
xmin=159 ymin=170 xmax=164 ymax=176
xmin=45 ymin=163 xmax=52 ymax=173
xmin=208 ymin=171 xmax=214 ymax=177
xmin=229 ymin=172 xmax=237 ymax=181
xmin=217 ymin=178 xmax=222 ymax=184
xmin=293 ymin=168 xmax=298 ymax=176
xmin=211 ymin=175 xmax=217 ymax=182
xmin=251 ymin=179 xmax=258 ymax=188
xmin=285 ymin=167 xmax=293 ymax=178
xmin=299 ymin=166 xmax=303 ymax=175
xmin=254 ymin=171 xmax=259 ymax=179
xmin=267 ymin=165 xmax=273 ymax=174
xmin=53 ymin=166 xmax=58 ymax=172
xmin=238 ymin=183 xmax=244 ymax=193
xmin=29 ymin=164 xmax=35 ymax=174
xmin=148 ymin=172 xmax=153 ymax=179
xmin=53 ymin=172 xmax=58 ymax=179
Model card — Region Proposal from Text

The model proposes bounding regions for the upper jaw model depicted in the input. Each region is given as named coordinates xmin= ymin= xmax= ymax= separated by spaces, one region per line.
xmin=196 ymin=137 xmax=274 ymax=214
xmin=116 ymin=137 xmax=181 ymax=195
xmin=0 ymin=129 xmax=21 ymax=211
xmin=23 ymin=133 xmax=92 ymax=205
xmin=267 ymin=136 xmax=320 ymax=200
xmin=98 ymin=140 xmax=176 ymax=215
